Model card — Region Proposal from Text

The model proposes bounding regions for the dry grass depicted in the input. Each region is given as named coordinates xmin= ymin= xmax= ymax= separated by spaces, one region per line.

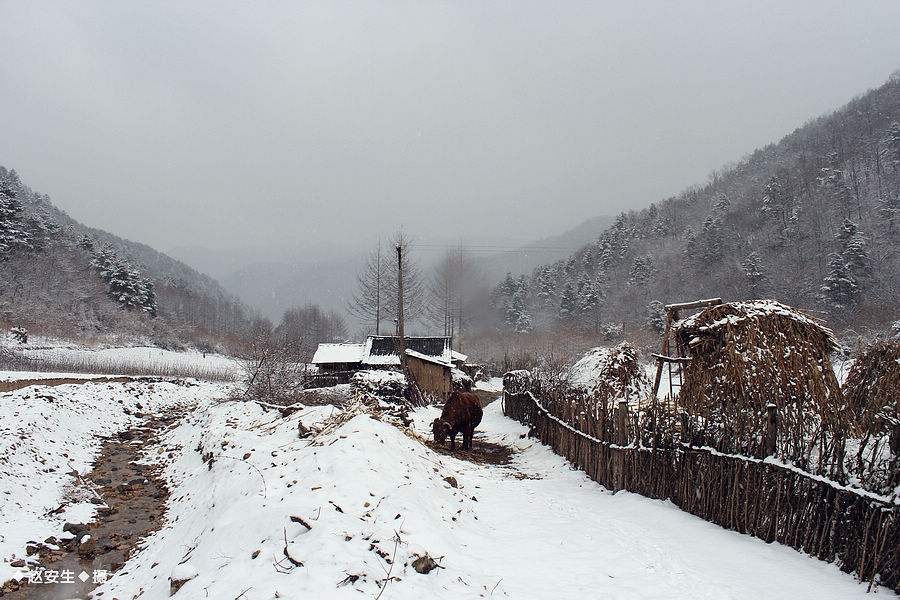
xmin=843 ymin=341 xmax=900 ymax=436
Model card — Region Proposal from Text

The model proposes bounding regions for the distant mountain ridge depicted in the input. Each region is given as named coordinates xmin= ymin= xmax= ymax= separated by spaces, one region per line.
xmin=490 ymin=73 xmax=900 ymax=337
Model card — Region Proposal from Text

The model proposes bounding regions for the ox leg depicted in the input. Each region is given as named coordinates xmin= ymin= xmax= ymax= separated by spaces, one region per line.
xmin=449 ymin=429 xmax=457 ymax=451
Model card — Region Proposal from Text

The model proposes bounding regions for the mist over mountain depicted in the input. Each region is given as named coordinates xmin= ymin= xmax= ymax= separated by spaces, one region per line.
xmin=168 ymin=216 xmax=614 ymax=327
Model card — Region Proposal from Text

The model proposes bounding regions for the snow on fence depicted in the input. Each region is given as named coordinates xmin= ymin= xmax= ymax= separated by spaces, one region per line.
xmin=502 ymin=372 xmax=900 ymax=593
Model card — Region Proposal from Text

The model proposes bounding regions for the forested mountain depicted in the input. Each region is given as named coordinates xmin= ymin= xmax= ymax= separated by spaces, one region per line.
xmin=0 ymin=166 xmax=256 ymax=350
xmin=491 ymin=73 xmax=900 ymax=339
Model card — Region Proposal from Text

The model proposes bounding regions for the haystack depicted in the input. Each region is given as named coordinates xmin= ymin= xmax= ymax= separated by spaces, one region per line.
xmin=568 ymin=342 xmax=651 ymax=409
xmin=674 ymin=300 xmax=845 ymax=463
xmin=675 ymin=300 xmax=841 ymax=411
xmin=843 ymin=341 xmax=900 ymax=437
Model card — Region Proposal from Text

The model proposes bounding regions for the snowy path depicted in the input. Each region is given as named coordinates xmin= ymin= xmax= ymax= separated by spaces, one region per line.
xmin=84 ymin=393 xmax=889 ymax=600
xmin=411 ymin=402 xmax=887 ymax=599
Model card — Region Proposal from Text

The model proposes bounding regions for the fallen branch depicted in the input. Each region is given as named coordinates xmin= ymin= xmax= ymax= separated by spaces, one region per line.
xmin=374 ymin=530 xmax=401 ymax=600
xmin=290 ymin=515 xmax=313 ymax=530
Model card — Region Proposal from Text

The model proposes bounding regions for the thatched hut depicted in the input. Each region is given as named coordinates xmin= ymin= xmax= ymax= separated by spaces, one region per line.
xmin=674 ymin=300 xmax=844 ymax=466
xmin=568 ymin=342 xmax=651 ymax=409
xmin=843 ymin=341 xmax=900 ymax=442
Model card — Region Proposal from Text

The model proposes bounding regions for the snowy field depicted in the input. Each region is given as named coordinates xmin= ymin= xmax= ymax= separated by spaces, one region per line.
xmin=0 ymin=378 xmax=225 ymax=584
xmin=6 ymin=345 xmax=243 ymax=381
xmin=74 ymin=390 xmax=888 ymax=599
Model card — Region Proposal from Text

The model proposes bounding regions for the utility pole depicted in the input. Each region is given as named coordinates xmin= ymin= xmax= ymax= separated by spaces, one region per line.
xmin=396 ymin=243 xmax=406 ymax=360
xmin=456 ymin=242 xmax=463 ymax=352
xmin=375 ymin=240 xmax=381 ymax=335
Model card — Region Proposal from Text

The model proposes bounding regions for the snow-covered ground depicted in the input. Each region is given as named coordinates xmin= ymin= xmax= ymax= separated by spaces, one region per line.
xmin=75 ymin=389 xmax=889 ymax=599
xmin=0 ymin=378 xmax=225 ymax=584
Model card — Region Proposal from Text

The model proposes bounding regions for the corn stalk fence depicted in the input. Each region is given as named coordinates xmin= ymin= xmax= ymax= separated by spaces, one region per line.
xmin=502 ymin=371 xmax=900 ymax=592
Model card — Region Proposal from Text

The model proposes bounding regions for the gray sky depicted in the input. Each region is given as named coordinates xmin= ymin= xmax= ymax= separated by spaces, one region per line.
xmin=2 ymin=1 xmax=899 ymax=260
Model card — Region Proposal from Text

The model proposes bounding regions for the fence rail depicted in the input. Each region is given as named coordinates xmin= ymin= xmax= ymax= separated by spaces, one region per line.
xmin=303 ymin=371 xmax=355 ymax=388
xmin=503 ymin=385 xmax=900 ymax=592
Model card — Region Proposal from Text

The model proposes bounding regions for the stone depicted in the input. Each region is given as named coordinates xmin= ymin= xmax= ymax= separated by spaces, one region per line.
xmin=78 ymin=534 xmax=96 ymax=557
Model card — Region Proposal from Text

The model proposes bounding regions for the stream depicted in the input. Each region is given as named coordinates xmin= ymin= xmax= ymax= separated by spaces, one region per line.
xmin=0 ymin=410 xmax=182 ymax=600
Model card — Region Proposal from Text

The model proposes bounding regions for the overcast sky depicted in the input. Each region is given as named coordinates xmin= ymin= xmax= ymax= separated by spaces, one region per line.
xmin=2 ymin=1 xmax=899 ymax=260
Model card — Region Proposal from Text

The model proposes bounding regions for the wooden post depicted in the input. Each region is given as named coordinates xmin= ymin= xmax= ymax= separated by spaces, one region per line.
xmin=615 ymin=400 xmax=629 ymax=491
xmin=616 ymin=401 xmax=629 ymax=445
xmin=764 ymin=403 xmax=777 ymax=456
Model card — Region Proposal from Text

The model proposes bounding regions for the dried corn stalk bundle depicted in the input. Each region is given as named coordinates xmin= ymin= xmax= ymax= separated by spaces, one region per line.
xmin=568 ymin=342 xmax=651 ymax=409
xmin=842 ymin=341 xmax=900 ymax=495
xmin=675 ymin=300 xmax=844 ymax=473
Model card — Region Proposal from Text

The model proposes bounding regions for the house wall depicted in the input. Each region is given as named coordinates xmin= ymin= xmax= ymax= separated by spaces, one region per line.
xmin=318 ymin=362 xmax=361 ymax=373
xmin=406 ymin=356 xmax=450 ymax=400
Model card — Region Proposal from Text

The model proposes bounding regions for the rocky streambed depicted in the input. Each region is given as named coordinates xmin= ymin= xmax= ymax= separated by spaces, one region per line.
xmin=1 ymin=410 xmax=182 ymax=599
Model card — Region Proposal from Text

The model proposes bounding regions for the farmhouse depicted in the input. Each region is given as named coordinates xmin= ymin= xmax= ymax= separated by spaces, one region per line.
xmin=311 ymin=336 xmax=465 ymax=401
xmin=310 ymin=343 xmax=364 ymax=373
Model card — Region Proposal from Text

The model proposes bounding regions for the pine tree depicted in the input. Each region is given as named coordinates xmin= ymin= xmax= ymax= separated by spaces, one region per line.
xmin=821 ymin=253 xmax=858 ymax=308
xmin=646 ymin=300 xmax=667 ymax=333
xmin=576 ymin=273 xmax=599 ymax=313
xmin=836 ymin=219 xmax=871 ymax=282
xmin=558 ymin=283 xmax=577 ymax=319
xmin=742 ymin=252 xmax=767 ymax=298
xmin=628 ymin=256 xmax=652 ymax=286
xmin=513 ymin=310 xmax=533 ymax=334
xmin=0 ymin=175 xmax=27 ymax=254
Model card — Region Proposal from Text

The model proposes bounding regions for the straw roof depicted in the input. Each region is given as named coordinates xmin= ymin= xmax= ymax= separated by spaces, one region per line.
xmin=675 ymin=300 xmax=842 ymax=415
xmin=843 ymin=341 xmax=900 ymax=436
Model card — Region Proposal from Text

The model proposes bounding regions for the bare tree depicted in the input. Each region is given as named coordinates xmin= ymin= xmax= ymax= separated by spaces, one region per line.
xmin=347 ymin=241 xmax=388 ymax=334
xmin=349 ymin=232 xmax=427 ymax=335
xmin=385 ymin=231 xmax=427 ymax=326
xmin=277 ymin=304 xmax=347 ymax=360
xmin=427 ymin=247 xmax=481 ymax=346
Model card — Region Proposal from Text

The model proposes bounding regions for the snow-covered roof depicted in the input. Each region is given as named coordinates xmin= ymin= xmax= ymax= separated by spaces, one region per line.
xmin=361 ymin=336 xmax=451 ymax=366
xmin=311 ymin=343 xmax=364 ymax=365
xmin=406 ymin=349 xmax=452 ymax=368
xmin=451 ymin=350 xmax=468 ymax=363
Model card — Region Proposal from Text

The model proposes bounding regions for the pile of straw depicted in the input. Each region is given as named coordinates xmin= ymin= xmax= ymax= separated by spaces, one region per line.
xmin=568 ymin=342 xmax=650 ymax=409
xmin=843 ymin=341 xmax=900 ymax=436
xmin=674 ymin=300 xmax=844 ymax=465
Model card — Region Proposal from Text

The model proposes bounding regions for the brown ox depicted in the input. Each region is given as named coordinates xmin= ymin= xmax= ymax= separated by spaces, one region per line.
xmin=431 ymin=391 xmax=483 ymax=451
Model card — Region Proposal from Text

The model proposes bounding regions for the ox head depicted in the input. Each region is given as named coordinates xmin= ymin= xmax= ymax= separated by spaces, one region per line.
xmin=431 ymin=418 xmax=451 ymax=446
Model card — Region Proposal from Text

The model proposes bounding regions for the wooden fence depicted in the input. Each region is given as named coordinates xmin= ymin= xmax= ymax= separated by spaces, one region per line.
xmin=503 ymin=381 xmax=900 ymax=592
xmin=304 ymin=371 xmax=355 ymax=388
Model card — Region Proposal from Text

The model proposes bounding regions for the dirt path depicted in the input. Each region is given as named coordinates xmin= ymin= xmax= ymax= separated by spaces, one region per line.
xmin=0 ymin=410 xmax=183 ymax=599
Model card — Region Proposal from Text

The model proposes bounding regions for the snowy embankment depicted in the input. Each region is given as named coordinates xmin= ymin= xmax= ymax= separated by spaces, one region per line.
xmin=93 ymin=391 xmax=888 ymax=599
xmin=6 ymin=345 xmax=242 ymax=381
xmin=0 ymin=378 xmax=224 ymax=584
